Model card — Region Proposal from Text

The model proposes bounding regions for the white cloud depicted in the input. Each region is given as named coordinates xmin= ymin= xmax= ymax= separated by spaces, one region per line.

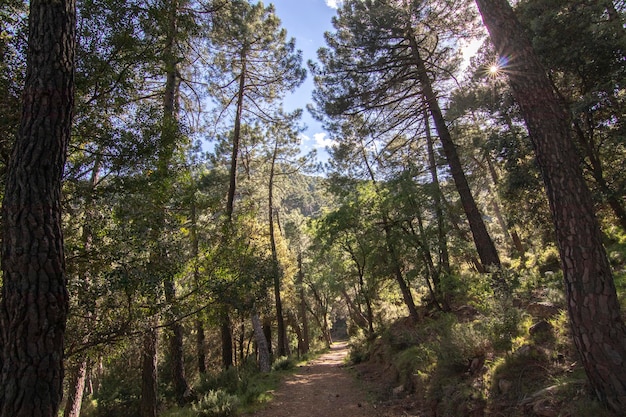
xmin=313 ymin=132 xmax=336 ymax=148
xmin=301 ymin=132 xmax=336 ymax=149
xmin=325 ymin=0 xmax=341 ymax=9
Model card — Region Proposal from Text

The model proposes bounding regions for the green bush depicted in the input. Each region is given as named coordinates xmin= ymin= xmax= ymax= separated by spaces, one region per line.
xmin=394 ymin=345 xmax=437 ymax=387
xmin=271 ymin=356 xmax=295 ymax=371
xmin=195 ymin=367 xmax=240 ymax=395
xmin=485 ymin=300 xmax=522 ymax=352
xmin=192 ymin=390 xmax=239 ymax=417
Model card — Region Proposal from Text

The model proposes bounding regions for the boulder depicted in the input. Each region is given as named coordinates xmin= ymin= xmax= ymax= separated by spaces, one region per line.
xmin=527 ymin=301 xmax=560 ymax=319
xmin=529 ymin=320 xmax=553 ymax=336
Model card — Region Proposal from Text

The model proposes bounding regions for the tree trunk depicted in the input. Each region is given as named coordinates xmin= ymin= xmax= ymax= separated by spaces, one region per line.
xmin=475 ymin=0 xmax=626 ymax=411
xmin=140 ymin=327 xmax=158 ymax=417
xmin=251 ymin=312 xmax=271 ymax=373
xmin=359 ymin=272 xmax=375 ymax=337
xmin=190 ymin=197 xmax=207 ymax=374
xmin=196 ymin=319 xmax=206 ymax=374
xmin=297 ymin=253 xmax=310 ymax=354
xmin=340 ymin=289 xmax=370 ymax=331
xmin=424 ymin=112 xmax=451 ymax=275
xmin=226 ymin=52 xmax=247 ymax=220
xmin=483 ymin=153 xmax=526 ymax=255
xmin=147 ymin=0 xmax=190 ymax=406
xmin=262 ymin=318 xmax=273 ymax=359
xmin=65 ymin=154 xmax=101 ymax=417
xmin=221 ymin=312 xmax=233 ymax=368
xmin=63 ymin=359 xmax=88 ymax=417
xmin=268 ymin=141 xmax=287 ymax=357
xmin=573 ymin=121 xmax=626 ymax=231
xmin=286 ymin=311 xmax=305 ymax=356
xmin=220 ymin=50 xmax=247 ymax=372
xmin=408 ymin=33 xmax=501 ymax=271
xmin=167 ymin=317 xmax=190 ymax=405
xmin=0 ymin=1 xmax=75 ymax=416
xmin=360 ymin=146 xmax=420 ymax=322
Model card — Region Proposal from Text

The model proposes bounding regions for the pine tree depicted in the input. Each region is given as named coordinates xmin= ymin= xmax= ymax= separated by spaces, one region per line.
xmin=475 ymin=0 xmax=626 ymax=410
xmin=0 ymin=1 xmax=75 ymax=416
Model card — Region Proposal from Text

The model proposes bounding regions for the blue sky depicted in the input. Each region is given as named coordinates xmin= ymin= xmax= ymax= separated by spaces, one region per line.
xmin=267 ymin=0 xmax=340 ymax=161
xmin=264 ymin=0 xmax=483 ymax=164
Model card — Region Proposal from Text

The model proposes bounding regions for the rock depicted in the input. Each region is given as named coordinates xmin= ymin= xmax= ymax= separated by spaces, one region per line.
xmin=515 ymin=344 xmax=533 ymax=356
xmin=392 ymin=385 xmax=405 ymax=397
xmin=529 ymin=320 xmax=553 ymax=336
xmin=456 ymin=305 xmax=480 ymax=322
xmin=527 ymin=301 xmax=560 ymax=319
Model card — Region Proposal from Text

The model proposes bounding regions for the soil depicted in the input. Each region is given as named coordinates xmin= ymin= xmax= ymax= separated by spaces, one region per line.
xmin=244 ymin=341 xmax=399 ymax=417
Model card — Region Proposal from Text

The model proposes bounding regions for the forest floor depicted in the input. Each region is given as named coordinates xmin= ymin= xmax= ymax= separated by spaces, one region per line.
xmin=243 ymin=340 xmax=407 ymax=417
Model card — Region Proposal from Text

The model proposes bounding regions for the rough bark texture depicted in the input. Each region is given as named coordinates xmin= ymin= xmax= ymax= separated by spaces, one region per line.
xmin=0 ymin=1 xmax=75 ymax=416
xmin=251 ymin=312 xmax=271 ymax=373
xmin=475 ymin=0 xmax=626 ymax=411
xmin=140 ymin=328 xmax=158 ymax=417
xmin=296 ymin=253 xmax=310 ymax=354
xmin=268 ymin=142 xmax=287 ymax=357
xmin=226 ymin=53 xmax=247 ymax=221
xmin=408 ymin=33 xmax=501 ymax=270
xmin=166 ymin=316 xmax=190 ymax=405
xmin=424 ymin=112 xmax=450 ymax=276
xmin=63 ymin=360 xmax=87 ymax=417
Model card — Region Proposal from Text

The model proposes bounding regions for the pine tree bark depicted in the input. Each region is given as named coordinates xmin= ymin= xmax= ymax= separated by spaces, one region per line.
xmin=64 ymin=156 xmax=101 ymax=417
xmin=0 ymin=1 xmax=75 ymax=416
xmin=268 ymin=140 xmax=287 ymax=357
xmin=296 ymin=253 xmax=310 ymax=354
xmin=63 ymin=360 xmax=87 ymax=417
xmin=262 ymin=318 xmax=273 ymax=358
xmin=196 ymin=319 xmax=206 ymax=374
xmin=251 ymin=312 xmax=271 ymax=373
xmin=151 ymin=0 xmax=190 ymax=404
xmin=140 ymin=327 xmax=158 ymax=417
xmin=424 ymin=112 xmax=451 ymax=276
xmin=190 ymin=196 xmax=207 ymax=374
xmin=475 ymin=0 xmax=626 ymax=411
xmin=226 ymin=53 xmax=247 ymax=221
xmin=408 ymin=33 xmax=501 ymax=271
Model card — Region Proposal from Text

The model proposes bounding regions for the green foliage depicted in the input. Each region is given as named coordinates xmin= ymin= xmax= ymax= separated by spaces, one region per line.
xmin=196 ymin=367 xmax=241 ymax=396
xmin=160 ymin=407 xmax=197 ymax=417
xmin=192 ymin=390 xmax=239 ymax=417
xmin=348 ymin=334 xmax=372 ymax=364
xmin=271 ymin=356 xmax=295 ymax=372
xmin=393 ymin=345 xmax=437 ymax=386
xmin=435 ymin=315 xmax=491 ymax=367
xmin=90 ymin=354 xmax=141 ymax=417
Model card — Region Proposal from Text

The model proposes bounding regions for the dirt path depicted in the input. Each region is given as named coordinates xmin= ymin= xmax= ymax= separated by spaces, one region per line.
xmin=245 ymin=341 xmax=380 ymax=417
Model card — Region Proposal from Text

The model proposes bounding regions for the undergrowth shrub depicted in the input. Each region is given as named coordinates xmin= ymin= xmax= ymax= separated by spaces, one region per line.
xmin=271 ymin=356 xmax=295 ymax=371
xmin=348 ymin=333 xmax=371 ymax=364
xmin=484 ymin=299 xmax=523 ymax=352
xmin=394 ymin=345 xmax=436 ymax=387
xmin=192 ymin=390 xmax=239 ymax=417
xmin=195 ymin=367 xmax=240 ymax=395
xmin=90 ymin=356 xmax=141 ymax=417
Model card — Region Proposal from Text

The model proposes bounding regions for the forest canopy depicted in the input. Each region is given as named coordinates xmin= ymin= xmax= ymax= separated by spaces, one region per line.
xmin=0 ymin=1 xmax=625 ymax=417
